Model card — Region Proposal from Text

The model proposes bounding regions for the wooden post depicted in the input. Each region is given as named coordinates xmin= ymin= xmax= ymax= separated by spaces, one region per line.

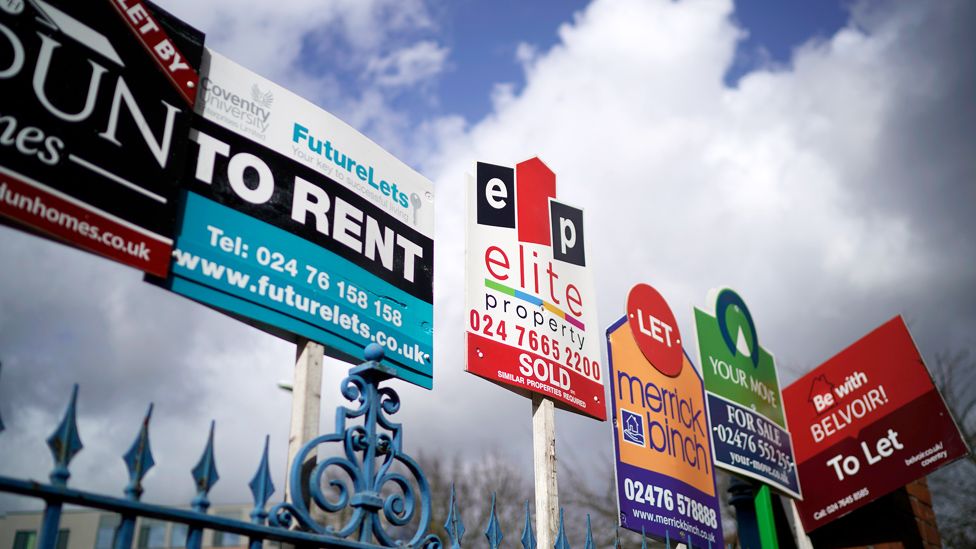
xmin=284 ymin=338 xmax=324 ymax=504
xmin=790 ymin=499 xmax=815 ymax=549
xmin=532 ymin=394 xmax=559 ymax=548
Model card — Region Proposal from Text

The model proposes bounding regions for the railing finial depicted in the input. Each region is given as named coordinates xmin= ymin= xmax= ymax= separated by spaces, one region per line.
xmin=583 ymin=514 xmax=594 ymax=549
xmin=445 ymin=482 xmax=465 ymax=548
xmin=46 ymin=384 xmax=82 ymax=486
xmin=484 ymin=492 xmax=504 ymax=549
xmin=191 ymin=420 xmax=219 ymax=512
xmin=248 ymin=435 xmax=275 ymax=524
xmin=553 ymin=508 xmax=571 ymax=549
xmin=521 ymin=500 xmax=537 ymax=549
xmin=122 ymin=403 xmax=155 ymax=500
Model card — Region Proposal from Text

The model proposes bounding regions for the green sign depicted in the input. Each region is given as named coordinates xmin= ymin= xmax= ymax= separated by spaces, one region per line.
xmin=694 ymin=288 xmax=785 ymax=428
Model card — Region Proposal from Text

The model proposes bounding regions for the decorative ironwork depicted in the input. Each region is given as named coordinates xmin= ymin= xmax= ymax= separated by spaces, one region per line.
xmin=268 ymin=344 xmax=440 ymax=547
xmin=484 ymin=493 xmax=503 ymax=549
xmin=122 ymin=404 xmax=155 ymax=501
xmin=520 ymin=500 xmax=537 ymax=549
xmin=445 ymin=483 xmax=465 ymax=548
xmin=0 ymin=344 xmax=624 ymax=549
xmin=554 ymin=508 xmax=571 ymax=549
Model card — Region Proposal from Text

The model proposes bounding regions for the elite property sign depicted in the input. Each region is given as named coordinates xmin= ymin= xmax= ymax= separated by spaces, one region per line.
xmin=464 ymin=158 xmax=604 ymax=420
xmin=0 ymin=0 xmax=203 ymax=276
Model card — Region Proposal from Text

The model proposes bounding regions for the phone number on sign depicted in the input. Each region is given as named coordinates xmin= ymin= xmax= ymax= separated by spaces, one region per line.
xmin=205 ymin=224 xmax=404 ymax=326
xmin=813 ymin=487 xmax=870 ymax=521
xmin=468 ymin=310 xmax=600 ymax=381
xmin=622 ymin=478 xmax=718 ymax=529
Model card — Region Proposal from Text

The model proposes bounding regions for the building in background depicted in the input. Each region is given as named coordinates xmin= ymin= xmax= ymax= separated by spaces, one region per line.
xmin=0 ymin=505 xmax=253 ymax=549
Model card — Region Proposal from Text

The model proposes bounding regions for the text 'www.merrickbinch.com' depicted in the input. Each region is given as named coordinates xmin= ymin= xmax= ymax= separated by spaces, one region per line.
xmin=171 ymin=248 xmax=429 ymax=367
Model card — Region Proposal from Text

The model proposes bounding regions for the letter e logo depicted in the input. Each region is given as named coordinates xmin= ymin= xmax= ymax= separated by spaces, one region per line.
xmin=476 ymin=162 xmax=515 ymax=228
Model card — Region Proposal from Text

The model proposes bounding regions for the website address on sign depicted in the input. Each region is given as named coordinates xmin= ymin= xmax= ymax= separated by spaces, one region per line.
xmin=0 ymin=180 xmax=152 ymax=260
xmin=172 ymin=249 xmax=429 ymax=367
xmin=630 ymin=509 xmax=716 ymax=544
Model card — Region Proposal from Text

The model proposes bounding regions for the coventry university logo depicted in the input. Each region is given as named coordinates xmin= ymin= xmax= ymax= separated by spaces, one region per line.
xmin=251 ymin=84 xmax=274 ymax=108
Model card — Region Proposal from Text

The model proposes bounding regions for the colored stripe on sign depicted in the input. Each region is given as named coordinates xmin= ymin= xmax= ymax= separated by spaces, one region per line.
xmin=484 ymin=278 xmax=584 ymax=329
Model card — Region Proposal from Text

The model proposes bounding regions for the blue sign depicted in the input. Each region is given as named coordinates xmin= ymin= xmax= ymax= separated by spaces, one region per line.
xmin=706 ymin=393 xmax=800 ymax=497
xmin=161 ymin=52 xmax=434 ymax=388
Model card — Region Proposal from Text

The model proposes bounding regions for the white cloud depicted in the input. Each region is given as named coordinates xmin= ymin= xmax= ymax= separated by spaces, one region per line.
xmin=366 ymin=40 xmax=449 ymax=88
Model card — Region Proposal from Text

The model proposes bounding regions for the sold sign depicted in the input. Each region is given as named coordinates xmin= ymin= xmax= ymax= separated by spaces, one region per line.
xmin=627 ymin=284 xmax=682 ymax=377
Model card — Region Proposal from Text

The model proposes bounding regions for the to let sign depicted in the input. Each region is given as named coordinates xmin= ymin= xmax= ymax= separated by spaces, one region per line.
xmin=609 ymin=284 xmax=723 ymax=546
xmin=0 ymin=0 xmax=202 ymax=276
xmin=783 ymin=316 xmax=969 ymax=532
xmin=464 ymin=159 xmax=604 ymax=419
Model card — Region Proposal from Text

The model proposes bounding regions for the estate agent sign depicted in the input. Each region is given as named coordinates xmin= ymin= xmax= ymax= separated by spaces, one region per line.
xmin=609 ymin=284 xmax=723 ymax=545
xmin=164 ymin=50 xmax=434 ymax=388
xmin=464 ymin=159 xmax=604 ymax=419
xmin=783 ymin=316 xmax=968 ymax=531
xmin=0 ymin=0 xmax=203 ymax=276
xmin=694 ymin=288 xmax=801 ymax=498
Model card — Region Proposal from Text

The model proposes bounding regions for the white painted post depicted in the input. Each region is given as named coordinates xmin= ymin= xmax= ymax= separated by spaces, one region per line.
xmin=284 ymin=339 xmax=324 ymax=504
xmin=790 ymin=500 xmax=815 ymax=549
xmin=532 ymin=394 xmax=559 ymax=548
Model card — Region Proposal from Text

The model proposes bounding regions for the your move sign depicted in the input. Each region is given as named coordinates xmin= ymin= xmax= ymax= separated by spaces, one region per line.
xmin=0 ymin=0 xmax=203 ymax=276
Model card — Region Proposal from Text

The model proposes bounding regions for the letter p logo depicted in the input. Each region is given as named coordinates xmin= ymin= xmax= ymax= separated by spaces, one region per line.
xmin=550 ymin=200 xmax=585 ymax=266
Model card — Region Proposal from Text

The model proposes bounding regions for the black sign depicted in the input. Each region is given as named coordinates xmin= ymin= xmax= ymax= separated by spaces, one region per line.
xmin=0 ymin=0 xmax=203 ymax=275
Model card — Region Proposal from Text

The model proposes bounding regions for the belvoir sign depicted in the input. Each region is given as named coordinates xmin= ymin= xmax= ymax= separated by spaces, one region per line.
xmin=464 ymin=159 xmax=604 ymax=419
xmin=783 ymin=316 xmax=968 ymax=531
xmin=0 ymin=0 xmax=203 ymax=276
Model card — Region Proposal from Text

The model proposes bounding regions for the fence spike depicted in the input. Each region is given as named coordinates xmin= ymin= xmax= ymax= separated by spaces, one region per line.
xmin=613 ymin=526 xmax=620 ymax=549
xmin=190 ymin=421 xmax=219 ymax=512
xmin=249 ymin=435 xmax=275 ymax=524
xmin=484 ymin=492 xmax=504 ymax=549
xmin=553 ymin=508 xmax=571 ymax=549
xmin=583 ymin=514 xmax=594 ymax=549
xmin=444 ymin=483 xmax=465 ymax=548
xmin=0 ymin=362 xmax=5 ymax=433
xmin=521 ymin=500 xmax=537 ymax=549
xmin=46 ymin=384 xmax=82 ymax=486
xmin=641 ymin=527 xmax=647 ymax=549
xmin=664 ymin=529 xmax=670 ymax=549
xmin=122 ymin=403 xmax=155 ymax=500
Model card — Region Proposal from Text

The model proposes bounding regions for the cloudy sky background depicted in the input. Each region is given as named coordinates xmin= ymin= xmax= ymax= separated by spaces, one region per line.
xmin=1 ymin=0 xmax=973 ymax=526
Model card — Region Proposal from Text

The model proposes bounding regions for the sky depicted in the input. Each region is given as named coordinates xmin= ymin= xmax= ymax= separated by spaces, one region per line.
xmin=1 ymin=0 xmax=974 ymax=536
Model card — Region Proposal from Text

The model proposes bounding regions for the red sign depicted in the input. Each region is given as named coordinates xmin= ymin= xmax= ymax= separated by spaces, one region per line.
xmin=627 ymin=284 xmax=682 ymax=377
xmin=783 ymin=316 xmax=969 ymax=532
xmin=464 ymin=159 xmax=604 ymax=420
xmin=109 ymin=0 xmax=200 ymax=106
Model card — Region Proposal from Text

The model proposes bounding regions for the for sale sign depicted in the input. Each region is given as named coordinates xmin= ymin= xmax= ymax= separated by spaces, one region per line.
xmin=694 ymin=288 xmax=801 ymax=498
xmin=464 ymin=159 xmax=604 ymax=420
xmin=161 ymin=50 xmax=434 ymax=388
xmin=783 ymin=316 xmax=968 ymax=532
xmin=0 ymin=0 xmax=203 ymax=276
xmin=609 ymin=284 xmax=723 ymax=545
